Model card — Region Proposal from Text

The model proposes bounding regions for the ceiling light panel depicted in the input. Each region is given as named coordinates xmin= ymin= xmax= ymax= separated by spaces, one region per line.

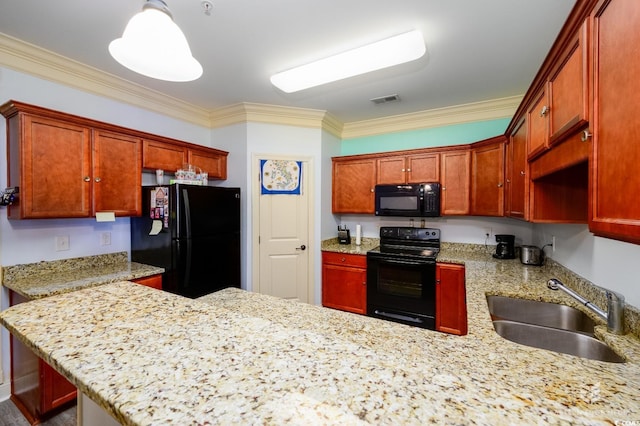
xmin=271 ymin=30 xmax=426 ymax=93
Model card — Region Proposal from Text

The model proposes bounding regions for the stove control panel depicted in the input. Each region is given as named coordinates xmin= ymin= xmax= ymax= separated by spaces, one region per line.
xmin=380 ymin=226 xmax=440 ymax=241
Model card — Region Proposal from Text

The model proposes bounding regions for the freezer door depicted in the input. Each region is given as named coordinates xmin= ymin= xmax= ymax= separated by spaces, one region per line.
xmin=172 ymin=184 xmax=240 ymax=239
xmin=168 ymin=234 xmax=241 ymax=298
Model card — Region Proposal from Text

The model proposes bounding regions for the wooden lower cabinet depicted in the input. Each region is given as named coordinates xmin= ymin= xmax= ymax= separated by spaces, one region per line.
xmin=321 ymin=251 xmax=367 ymax=314
xmin=435 ymin=263 xmax=467 ymax=336
xmin=132 ymin=274 xmax=163 ymax=290
xmin=9 ymin=291 xmax=77 ymax=425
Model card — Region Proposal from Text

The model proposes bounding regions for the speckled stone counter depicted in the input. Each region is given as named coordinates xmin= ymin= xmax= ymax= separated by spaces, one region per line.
xmin=2 ymin=252 xmax=164 ymax=300
xmin=1 ymin=248 xmax=640 ymax=426
xmin=320 ymin=237 xmax=379 ymax=254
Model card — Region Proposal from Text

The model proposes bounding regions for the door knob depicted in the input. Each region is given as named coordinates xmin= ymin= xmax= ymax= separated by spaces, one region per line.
xmin=296 ymin=245 xmax=306 ymax=251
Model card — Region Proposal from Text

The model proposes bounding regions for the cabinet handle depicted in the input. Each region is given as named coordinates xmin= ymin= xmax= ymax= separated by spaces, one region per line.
xmin=581 ymin=130 xmax=592 ymax=142
xmin=406 ymin=168 xmax=411 ymax=172
xmin=341 ymin=257 xmax=346 ymax=262
xmin=83 ymin=176 xmax=91 ymax=182
xmin=540 ymin=105 xmax=550 ymax=117
xmin=95 ymin=177 xmax=102 ymax=183
xmin=370 ymin=188 xmax=374 ymax=192
xmin=401 ymin=168 xmax=406 ymax=172
xmin=506 ymin=179 xmax=511 ymax=183
xmin=362 ymin=281 xmax=366 ymax=286
xmin=497 ymin=183 xmax=503 ymax=188
xmin=520 ymin=170 xmax=525 ymax=176
xmin=442 ymin=187 xmax=446 ymax=190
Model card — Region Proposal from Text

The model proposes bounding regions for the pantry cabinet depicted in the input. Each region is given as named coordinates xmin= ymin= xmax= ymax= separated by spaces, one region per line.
xmin=470 ymin=137 xmax=505 ymax=217
xmin=332 ymin=157 xmax=376 ymax=214
xmin=440 ymin=149 xmax=471 ymax=215
xmin=436 ymin=263 xmax=467 ymax=336
xmin=322 ymin=251 xmax=367 ymax=315
xmin=588 ymin=0 xmax=640 ymax=243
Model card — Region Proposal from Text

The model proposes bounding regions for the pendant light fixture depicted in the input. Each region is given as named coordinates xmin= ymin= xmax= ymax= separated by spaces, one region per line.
xmin=270 ymin=30 xmax=426 ymax=93
xmin=109 ymin=0 xmax=203 ymax=82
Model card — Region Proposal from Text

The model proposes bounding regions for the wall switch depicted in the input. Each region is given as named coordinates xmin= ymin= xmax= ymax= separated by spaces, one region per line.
xmin=55 ymin=235 xmax=70 ymax=251
xmin=100 ymin=232 xmax=111 ymax=246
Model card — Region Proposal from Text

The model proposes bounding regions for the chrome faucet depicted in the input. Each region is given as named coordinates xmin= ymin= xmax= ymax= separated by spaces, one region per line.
xmin=547 ymin=278 xmax=625 ymax=335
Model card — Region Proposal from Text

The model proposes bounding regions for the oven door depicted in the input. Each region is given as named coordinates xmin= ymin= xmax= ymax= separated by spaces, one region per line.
xmin=366 ymin=253 xmax=436 ymax=329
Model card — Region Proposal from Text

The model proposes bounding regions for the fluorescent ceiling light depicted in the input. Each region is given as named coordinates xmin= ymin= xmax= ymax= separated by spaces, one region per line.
xmin=109 ymin=0 xmax=203 ymax=82
xmin=271 ymin=30 xmax=426 ymax=93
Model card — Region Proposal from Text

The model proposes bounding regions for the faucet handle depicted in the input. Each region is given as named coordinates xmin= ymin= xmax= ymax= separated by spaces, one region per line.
xmin=606 ymin=290 xmax=625 ymax=335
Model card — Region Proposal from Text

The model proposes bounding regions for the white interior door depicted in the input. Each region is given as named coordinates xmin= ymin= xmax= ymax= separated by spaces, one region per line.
xmin=254 ymin=156 xmax=312 ymax=303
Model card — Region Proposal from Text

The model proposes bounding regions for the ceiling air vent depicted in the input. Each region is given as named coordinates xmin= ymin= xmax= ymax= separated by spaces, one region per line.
xmin=370 ymin=94 xmax=400 ymax=105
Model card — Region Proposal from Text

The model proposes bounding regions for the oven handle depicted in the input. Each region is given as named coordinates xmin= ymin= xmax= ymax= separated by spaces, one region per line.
xmin=374 ymin=310 xmax=424 ymax=324
xmin=373 ymin=258 xmax=434 ymax=267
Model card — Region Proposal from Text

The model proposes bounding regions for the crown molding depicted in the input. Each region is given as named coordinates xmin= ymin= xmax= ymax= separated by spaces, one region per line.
xmin=341 ymin=95 xmax=522 ymax=139
xmin=1 ymin=32 xmax=518 ymax=140
xmin=0 ymin=32 xmax=211 ymax=127
xmin=210 ymin=102 xmax=343 ymax=138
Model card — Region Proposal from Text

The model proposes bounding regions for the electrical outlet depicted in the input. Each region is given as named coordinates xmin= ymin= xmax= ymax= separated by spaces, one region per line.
xmin=55 ymin=235 xmax=70 ymax=251
xmin=100 ymin=232 xmax=111 ymax=246
xmin=552 ymin=235 xmax=556 ymax=252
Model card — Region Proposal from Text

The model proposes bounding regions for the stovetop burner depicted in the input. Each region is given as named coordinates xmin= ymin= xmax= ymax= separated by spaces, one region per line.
xmin=370 ymin=226 xmax=441 ymax=261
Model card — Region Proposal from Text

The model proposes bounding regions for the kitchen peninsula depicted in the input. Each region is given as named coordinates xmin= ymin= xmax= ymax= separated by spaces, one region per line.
xmin=1 ymin=248 xmax=639 ymax=425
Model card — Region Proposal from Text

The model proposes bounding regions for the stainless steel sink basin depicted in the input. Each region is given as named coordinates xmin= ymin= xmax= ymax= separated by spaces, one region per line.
xmin=486 ymin=295 xmax=595 ymax=334
xmin=492 ymin=320 xmax=625 ymax=363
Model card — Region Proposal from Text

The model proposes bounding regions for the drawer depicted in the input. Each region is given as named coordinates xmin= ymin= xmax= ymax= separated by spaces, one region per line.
xmin=322 ymin=251 xmax=367 ymax=268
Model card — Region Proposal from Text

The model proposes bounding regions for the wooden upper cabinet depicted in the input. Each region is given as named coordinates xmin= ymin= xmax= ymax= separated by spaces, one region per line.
xmin=376 ymin=152 xmax=440 ymax=184
xmin=407 ymin=152 xmax=440 ymax=183
xmin=142 ymin=139 xmax=188 ymax=172
xmin=440 ymin=149 xmax=470 ymax=215
xmin=589 ymin=0 xmax=640 ymax=243
xmin=332 ymin=157 xmax=376 ymax=214
xmin=93 ymin=131 xmax=142 ymax=216
xmin=506 ymin=118 xmax=529 ymax=220
xmin=527 ymin=89 xmax=549 ymax=160
xmin=470 ymin=137 xmax=505 ymax=217
xmin=548 ymin=19 xmax=589 ymax=145
xmin=7 ymin=113 xmax=92 ymax=219
xmin=188 ymin=147 xmax=228 ymax=179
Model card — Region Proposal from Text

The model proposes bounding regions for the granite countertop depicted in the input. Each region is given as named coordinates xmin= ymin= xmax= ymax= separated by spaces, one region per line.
xmin=2 ymin=252 xmax=164 ymax=300
xmin=1 ymin=248 xmax=640 ymax=425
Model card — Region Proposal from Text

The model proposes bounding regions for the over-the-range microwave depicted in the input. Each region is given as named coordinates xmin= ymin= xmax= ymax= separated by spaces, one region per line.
xmin=374 ymin=183 xmax=441 ymax=217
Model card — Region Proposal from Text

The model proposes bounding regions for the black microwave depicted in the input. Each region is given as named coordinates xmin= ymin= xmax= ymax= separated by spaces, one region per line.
xmin=375 ymin=183 xmax=441 ymax=217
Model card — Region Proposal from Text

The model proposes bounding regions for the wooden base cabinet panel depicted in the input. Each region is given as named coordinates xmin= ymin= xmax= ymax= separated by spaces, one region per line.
xmin=436 ymin=263 xmax=467 ymax=336
xmin=9 ymin=291 xmax=76 ymax=424
xmin=132 ymin=274 xmax=163 ymax=290
xmin=322 ymin=252 xmax=367 ymax=315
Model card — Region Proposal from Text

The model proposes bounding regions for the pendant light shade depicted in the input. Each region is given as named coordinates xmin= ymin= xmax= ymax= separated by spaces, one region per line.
xmin=109 ymin=0 xmax=202 ymax=82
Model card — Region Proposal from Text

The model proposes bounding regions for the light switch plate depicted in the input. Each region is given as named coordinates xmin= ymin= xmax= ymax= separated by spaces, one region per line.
xmin=55 ymin=235 xmax=70 ymax=251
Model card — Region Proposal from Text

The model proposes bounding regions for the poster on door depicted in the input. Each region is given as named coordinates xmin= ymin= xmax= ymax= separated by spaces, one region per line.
xmin=260 ymin=159 xmax=302 ymax=195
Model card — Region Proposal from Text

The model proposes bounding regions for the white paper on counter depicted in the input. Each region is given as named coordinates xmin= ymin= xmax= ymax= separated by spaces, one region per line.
xmin=149 ymin=220 xmax=163 ymax=235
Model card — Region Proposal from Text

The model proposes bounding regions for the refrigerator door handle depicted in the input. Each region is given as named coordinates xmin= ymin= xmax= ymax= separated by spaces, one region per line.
xmin=182 ymin=189 xmax=192 ymax=288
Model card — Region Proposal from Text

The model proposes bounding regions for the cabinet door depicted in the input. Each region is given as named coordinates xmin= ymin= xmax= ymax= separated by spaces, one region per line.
xmin=589 ymin=0 xmax=640 ymax=243
xmin=142 ymin=139 xmax=187 ymax=172
xmin=548 ymin=20 xmax=589 ymax=145
xmin=93 ymin=131 xmax=142 ymax=216
xmin=435 ymin=263 xmax=467 ymax=336
xmin=527 ymin=89 xmax=549 ymax=160
xmin=188 ymin=148 xmax=227 ymax=179
xmin=407 ymin=153 xmax=440 ymax=183
xmin=132 ymin=274 xmax=163 ymax=290
xmin=322 ymin=252 xmax=367 ymax=314
xmin=332 ymin=158 xmax=376 ymax=214
xmin=376 ymin=156 xmax=407 ymax=184
xmin=14 ymin=114 xmax=91 ymax=219
xmin=40 ymin=361 xmax=77 ymax=413
xmin=440 ymin=150 xmax=470 ymax=215
xmin=506 ymin=119 xmax=528 ymax=219
xmin=471 ymin=141 xmax=505 ymax=216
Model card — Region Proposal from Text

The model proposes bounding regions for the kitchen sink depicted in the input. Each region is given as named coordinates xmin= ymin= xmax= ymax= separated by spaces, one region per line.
xmin=492 ymin=320 xmax=625 ymax=363
xmin=486 ymin=295 xmax=625 ymax=363
xmin=486 ymin=295 xmax=595 ymax=334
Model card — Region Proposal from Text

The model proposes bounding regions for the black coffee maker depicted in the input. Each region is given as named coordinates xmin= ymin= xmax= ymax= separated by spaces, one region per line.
xmin=493 ymin=234 xmax=516 ymax=259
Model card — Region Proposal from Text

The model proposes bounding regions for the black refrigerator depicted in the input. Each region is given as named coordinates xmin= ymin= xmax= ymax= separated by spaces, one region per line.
xmin=131 ymin=184 xmax=241 ymax=298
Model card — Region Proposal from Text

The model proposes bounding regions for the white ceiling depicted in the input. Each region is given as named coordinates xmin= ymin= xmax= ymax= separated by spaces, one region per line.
xmin=0 ymin=0 xmax=576 ymax=124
